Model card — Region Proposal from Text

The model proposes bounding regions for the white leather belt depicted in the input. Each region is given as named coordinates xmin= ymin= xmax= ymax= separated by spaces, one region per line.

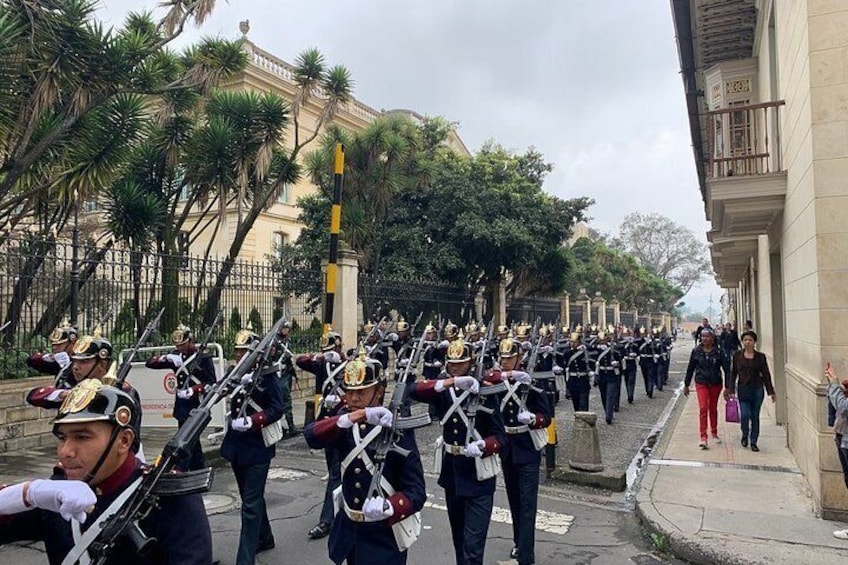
xmin=505 ymin=425 xmax=529 ymax=434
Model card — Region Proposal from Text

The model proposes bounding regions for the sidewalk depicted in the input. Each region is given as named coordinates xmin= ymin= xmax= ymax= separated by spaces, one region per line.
xmin=636 ymin=384 xmax=848 ymax=564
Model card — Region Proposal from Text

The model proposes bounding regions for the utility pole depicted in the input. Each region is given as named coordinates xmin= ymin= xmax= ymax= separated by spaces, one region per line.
xmin=707 ymin=292 xmax=714 ymax=323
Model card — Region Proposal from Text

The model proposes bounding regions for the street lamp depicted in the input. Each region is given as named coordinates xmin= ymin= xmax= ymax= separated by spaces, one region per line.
xmin=70 ymin=188 xmax=80 ymax=327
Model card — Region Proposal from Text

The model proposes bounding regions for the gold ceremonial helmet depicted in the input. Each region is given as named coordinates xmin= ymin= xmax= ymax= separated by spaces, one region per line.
xmin=50 ymin=317 xmax=78 ymax=345
xmin=234 ymin=328 xmax=258 ymax=350
xmin=53 ymin=379 xmax=137 ymax=430
xmin=569 ymin=332 xmax=582 ymax=342
xmin=171 ymin=323 xmax=192 ymax=345
xmin=574 ymin=324 xmax=583 ymax=334
xmin=319 ymin=329 xmax=342 ymax=352
xmin=443 ymin=321 xmax=459 ymax=339
xmin=396 ymin=317 xmax=409 ymax=332
xmin=341 ymin=345 xmax=383 ymax=391
xmin=498 ymin=333 xmax=520 ymax=358
xmin=446 ymin=337 xmax=471 ymax=363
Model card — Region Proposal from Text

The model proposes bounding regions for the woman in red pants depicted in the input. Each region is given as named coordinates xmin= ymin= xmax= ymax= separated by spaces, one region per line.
xmin=683 ymin=328 xmax=727 ymax=449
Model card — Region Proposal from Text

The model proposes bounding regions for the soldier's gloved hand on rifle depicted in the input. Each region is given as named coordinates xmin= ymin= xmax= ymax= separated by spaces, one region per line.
xmin=364 ymin=406 xmax=393 ymax=427
xmin=520 ymin=341 xmax=532 ymax=351
xmin=231 ymin=417 xmax=253 ymax=432
xmin=538 ymin=345 xmax=554 ymax=355
xmin=362 ymin=496 xmax=394 ymax=522
xmin=463 ymin=439 xmax=486 ymax=458
xmin=506 ymin=370 xmax=532 ymax=385
xmin=325 ymin=351 xmax=341 ymax=364
xmin=437 ymin=340 xmax=450 ymax=350
xmin=240 ymin=373 xmax=253 ymax=386
xmin=451 ymin=376 xmax=479 ymax=394
xmin=552 ymin=365 xmax=564 ymax=375
xmin=653 ymin=354 xmax=659 ymax=362
xmin=324 ymin=394 xmax=341 ymax=410
xmin=397 ymin=357 xmax=409 ymax=368
xmin=611 ymin=360 xmax=620 ymax=367
xmin=0 ymin=479 xmax=97 ymax=523
xmin=517 ymin=410 xmax=536 ymax=426
xmin=165 ymin=353 xmax=184 ymax=368
xmin=176 ymin=388 xmax=194 ymax=400
xmin=385 ymin=332 xmax=398 ymax=342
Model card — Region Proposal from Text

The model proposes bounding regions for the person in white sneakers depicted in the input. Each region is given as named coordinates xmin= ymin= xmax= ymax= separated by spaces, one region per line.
xmin=824 ymin=362 xmax=848 ymax=540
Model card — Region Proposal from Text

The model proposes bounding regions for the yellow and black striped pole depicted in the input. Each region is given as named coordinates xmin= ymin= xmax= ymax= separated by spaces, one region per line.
xmin=316 ymin=143 xmax=344 ymax=417
xmin=323 ymin=143 xmax=345 ymax=335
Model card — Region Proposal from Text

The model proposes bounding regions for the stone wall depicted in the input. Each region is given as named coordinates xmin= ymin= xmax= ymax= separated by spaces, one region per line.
xmin=0 ymin=377 xmax=55 ymax=454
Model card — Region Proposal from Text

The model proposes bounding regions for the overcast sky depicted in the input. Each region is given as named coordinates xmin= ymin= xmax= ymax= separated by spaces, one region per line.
xmin=100 ymin=0 xmax=723 ymax=316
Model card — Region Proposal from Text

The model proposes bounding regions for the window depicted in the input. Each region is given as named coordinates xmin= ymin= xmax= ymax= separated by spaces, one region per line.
xmin=273 ymin=231 xmax=288 ymax=252
xmin=276 ymin=184 xmax=291 ymax=204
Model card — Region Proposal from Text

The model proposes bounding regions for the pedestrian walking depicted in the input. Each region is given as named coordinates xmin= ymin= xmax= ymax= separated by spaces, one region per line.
xmin=684 ymin=328 xmax=726 ymax=449
xmin=824 ymin=362 xmax=848 ymax=540
xmin=725 ymin=330 xmax=775 ymax=452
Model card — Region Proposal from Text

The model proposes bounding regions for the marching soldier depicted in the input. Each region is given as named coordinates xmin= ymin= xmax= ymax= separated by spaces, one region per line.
xmin=221 ymin=327 xmax=283 ymax=564
xmin=637 ymin=327 xmax=660 ymax=398
xmin=562 ymin=330 xmax=594 ymax=412
xmin=144 ymin=324 xmax=216 ymax=471
xmin=304 ymin=350 xmax=426 ymax=565
xmin=486 ymin=334 xmax=551 ymax=565
xmin=408 ymin=335 xmax=506 ymax=565
xmin=420 ymin=322 xmax=446 ymax=421
xmin=271 ymin=320 xmax=299 ymax=437
xmin=619 ymin=327 xmax=640 ymax=406
xmin=296 ymin=328 xmax=347 ymax=541
xmin=657 ymin=327 xmax=673 ymax=391
xmin=25 ymin=319 xmax=77 ymax=388
xmin=0 ymin=379 xmax=212 ymax=564
xmin=364 ymin=320 xmax=391 ymax=373
xmin=594 ymin=331 xmax=623 ymax=424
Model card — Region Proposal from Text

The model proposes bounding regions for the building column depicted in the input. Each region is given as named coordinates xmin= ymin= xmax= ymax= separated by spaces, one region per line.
xmin=560 ymin=292 xmax=570 ymax=329
xmin=578 ymin=290 xmax=592 ymax=327
xmin=592 ymin=292 xmax=607 ymax=328
xmin=330 ymin=248 xmax=362 ymax=349
xmin=609 ymin=298 xmax=621 ymax=326
xmin=491 ymin=278 xmax=507 ymax=330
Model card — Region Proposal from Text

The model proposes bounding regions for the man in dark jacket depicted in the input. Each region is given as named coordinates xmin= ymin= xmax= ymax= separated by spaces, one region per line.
xmin=0 ymin=379 xmax=211 ymax=564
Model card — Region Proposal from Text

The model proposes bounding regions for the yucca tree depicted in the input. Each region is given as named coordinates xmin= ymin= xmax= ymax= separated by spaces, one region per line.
xmin=197 ymin=48 xmax=353 ymax=327
xmin=0 ymin=0 xmax=244 ymax=341
xmin=303 ymin=114 xmax=434 ymax=276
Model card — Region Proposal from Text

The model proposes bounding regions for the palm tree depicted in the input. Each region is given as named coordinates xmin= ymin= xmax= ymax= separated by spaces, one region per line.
xmin=198 ymin=48 xmax=353 ymax=327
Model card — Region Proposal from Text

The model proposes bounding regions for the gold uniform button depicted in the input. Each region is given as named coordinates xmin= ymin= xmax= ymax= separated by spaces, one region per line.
xmin=354 ymin=467 xmax=361 ymax=474
xmin=354 ymin=497 xmax=360 ymax=504
xmin=452 ymin=417 xmax=458 ymax=423
xmin=355 ymin=482 xmax=361 ymax=488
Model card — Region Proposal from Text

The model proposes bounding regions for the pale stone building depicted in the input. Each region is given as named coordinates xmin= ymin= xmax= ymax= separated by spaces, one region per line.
xmin=671 ymin=0 xmax=848 ymax=519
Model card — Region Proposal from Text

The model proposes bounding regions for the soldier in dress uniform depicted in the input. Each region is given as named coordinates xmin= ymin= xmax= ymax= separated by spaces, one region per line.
xmin=637 ymin=327 xmax=660 ymax=398
xmin=0 ymin=379 xmax=212 ymax=564
xmin=408 ymin=335 xmax=506 ymax=565
xmin=594 ymin=331 xmax=623 ymax=425
xmin=364 ymin=320 xmax=391 ymax=374
xmin=420 ymin=323 xmax=445 ymax=421
xmin=304 ymin=350 xmax=425 ymax=565
xmin=562 ymin=330 xmax=594 ymax=412
xmin=619 ymin=327 xmax=640 ymax=406
xmin=485 ymin=334 xmax=551 ymax=565
xmin=657 ymin=327 xmax=673 ymax=391
xmin=220 ymin=328 xmax=283 ymax=564
xmin=144 ymin=324 xmax=216 ymax=471
xmin=271 ymin=320 xmax=299 ymax=437
xmin=26 ymin=319 xmax=77 ymax=388
xmin=296 ymin=328 xmax=347 ymax=541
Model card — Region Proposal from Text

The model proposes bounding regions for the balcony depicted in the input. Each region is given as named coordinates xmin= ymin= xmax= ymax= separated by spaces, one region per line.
xmin=703 ymin=101 xmax=786 ymax=242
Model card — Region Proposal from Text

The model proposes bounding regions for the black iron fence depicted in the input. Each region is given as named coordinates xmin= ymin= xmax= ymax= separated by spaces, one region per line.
xmin=0 ymin=236 xmax=324 ymax=378
xmin=506 ymin=296 xmax=560 ymax=326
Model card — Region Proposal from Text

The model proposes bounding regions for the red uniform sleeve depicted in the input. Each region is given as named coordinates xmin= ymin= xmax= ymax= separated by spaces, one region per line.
xmin=481 ymin=436 xmax=501 ymax=457
xmin=531 ymin=412 xmax=550 ymax=429
xmin=303 ymin=415 xmax=346 ymax=448
xmin=25 ymin=386 xmax=62 ymax=408
xmin=387 ymin=492 xmax=413 ymax=525
xmin=408 ymin=380 xmax=438 ymax=402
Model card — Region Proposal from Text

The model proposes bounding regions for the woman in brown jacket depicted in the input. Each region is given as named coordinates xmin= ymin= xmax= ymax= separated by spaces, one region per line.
xmin=725 ymin=330 xmax=775 ymax=451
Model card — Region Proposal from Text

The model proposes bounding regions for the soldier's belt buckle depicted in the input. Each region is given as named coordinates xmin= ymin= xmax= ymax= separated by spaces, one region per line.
xmin=505 ymin=425 xmax=529 ymax=434
xmin=444 ymin=444 xmax=464 ymax=455
xmin=346 ymin=509 xmax=366 ymax=522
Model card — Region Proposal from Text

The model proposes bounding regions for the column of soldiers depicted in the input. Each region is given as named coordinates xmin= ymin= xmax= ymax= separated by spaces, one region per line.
xmin=0 ymin=312 xmax=674 ymax=565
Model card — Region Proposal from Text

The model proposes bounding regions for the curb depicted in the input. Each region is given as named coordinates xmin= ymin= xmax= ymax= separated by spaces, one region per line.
xmin=550 ymin=466 xmax=626 ymax=491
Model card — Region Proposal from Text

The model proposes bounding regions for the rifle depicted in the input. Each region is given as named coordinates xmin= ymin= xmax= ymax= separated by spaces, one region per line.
xmin=64 ymin=318 xmax=281 ymax=565
xmin=89 ymin=309 xmax=113 ymax=335
xmin=175 ymin=311 xmax=223 ymax=392
xmin=392 ymin=311 xmax=423 ymax=377
xmin=367 ymin=326 xmax=430 ymax=500
xmin=236 ymin=318 xmax=288 ymax=419
xmin=113 ymin=308 xmax=164 ymax=389
xmin=464 ymin=324 xmax=507 ymax=447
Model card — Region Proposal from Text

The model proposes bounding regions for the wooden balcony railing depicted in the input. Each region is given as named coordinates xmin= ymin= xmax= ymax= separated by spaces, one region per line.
xmin=705 ymin=100 xmax=785 ymax=178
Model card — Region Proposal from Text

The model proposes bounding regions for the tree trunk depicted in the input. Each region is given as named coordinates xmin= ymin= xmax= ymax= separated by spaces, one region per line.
xmin=131 ymin=249 xmax=143 ymax=339
xmin=2 ymin=238 xmax=56 ymax=346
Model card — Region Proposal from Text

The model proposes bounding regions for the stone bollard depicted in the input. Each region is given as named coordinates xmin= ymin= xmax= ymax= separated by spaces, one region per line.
xmin=568 ymin=411 xmax=604 ymax=472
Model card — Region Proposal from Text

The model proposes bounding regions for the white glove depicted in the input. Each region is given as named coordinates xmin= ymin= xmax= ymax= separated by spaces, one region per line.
xmin=27 ymin=480 xmax=97 ymax=523
xmin=538 ymin=345 xmax=554 ymax=355
xmin=325 ymin=351 xmax=341 ymax=364
xmin=240 ymin=373 xmax=253 ymax=386
xmin=337 ymin=413 xmax=355 ymax=429
xmin=509 ymin=370 xmax=532 ymax=385
xmin=176 ymin=388 xmax=194 ymax=400
xmin=324 ymin=394 xmax=341 ymax=409
xmin=552 ymin=365 xmax=564 ymax=375
xmin=588 ymin=371 xmax=596 ymax=378
xmin=463 ymin=439 xmax=486 ymax=458
xmin=628 ymin=353 xmax=637 ymax=359
xmin=433 ymin=360 xmax=442 ymax=368
xmin=520 ymin=341 xmax=532 ymax=351
xmin=653 ymin=354 xmax=659 ymax=362
xmin=362 ymin=496 xmax=394 ymax=521
xmin=365 ymin=344 xmax=375 ymax=355
xmin=397 ymin=358 xmax=409 ymax=367
xmin=517 ymin=411 xmax=536 ymax=426
xmin=165 ymin=353 xmax=184 ymax=368
xmin=231 ymin=417 xmax=252 ymax=432
xmin=437 ymin=340 xmax=450 ymax=350
xmin=611 ymin=361 xmax=620 ymax=367
xmin=54 ymin=351 xmax=71 ymax=369
xmin=364 ymin=407 xmax=393 ymax=427
xmin=452 ymin=376 xmax=479 ymax=394
xmin=385 ymin=332 xmax=398 ymax=342
xmin=577 ymin=344 xmax=586 ymax=351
